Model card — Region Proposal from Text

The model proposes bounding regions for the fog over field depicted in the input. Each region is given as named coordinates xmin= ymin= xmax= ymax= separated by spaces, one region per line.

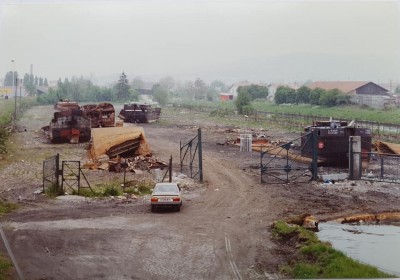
xmin=0 ymin=0 xmax=399 ymax=84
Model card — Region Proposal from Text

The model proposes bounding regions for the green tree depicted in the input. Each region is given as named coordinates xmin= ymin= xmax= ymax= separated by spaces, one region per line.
xmin=3 ymin=71 xmax=18 ymax=86
xmin=319 ymin=89 xmax=341 ymax=107
xmin=114 ymin=72 xmax=131 ymax=101
xmin=152 ymin=84 xmax=168 ymax=105
xmin=274 ymin=86 xmax=295 ymax=104
xmin=238 ymin=84 xmax=269 ymax=100
xmin=159 ymin=76 xmax=175 ymax=93
xmin=23 ymin=73 xmax=30 ymax=86
xmin=395 ymin=85 xmax=400 ymax=94
xmin=194 ymin=78 xmax=207 ymax=100
xmin=296 ymin=86 xmax=311 ymax=104
xmin=131 ymin=76 xmax=144 ymax=89
xmin=235 ymin=91 xmax=252 ymax=114
xmin=209 ymin=80 xmax=227 ymax=92
xmin=310 ymin=88 xmax=324 ymax=105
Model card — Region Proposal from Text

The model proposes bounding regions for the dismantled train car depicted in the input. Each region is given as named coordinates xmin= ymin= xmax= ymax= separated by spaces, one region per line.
xmin=45 ymin=100 xmax=91 ymax=144
xmin=301 ymin=120 xmax=371 ymax=166
xmin=82 ymin=103 xmax=115 ymax=127
xmin=118 ymin=103 xmax=161 ymax=123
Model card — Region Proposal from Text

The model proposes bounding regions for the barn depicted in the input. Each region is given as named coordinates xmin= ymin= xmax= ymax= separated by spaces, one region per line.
xmin=309 ymin=81 xmax=394 ymax=109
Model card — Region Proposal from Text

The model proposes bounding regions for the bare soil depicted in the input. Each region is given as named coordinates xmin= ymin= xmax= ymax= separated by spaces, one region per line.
xmin=0 ymin=105 xmax=399 ymax=279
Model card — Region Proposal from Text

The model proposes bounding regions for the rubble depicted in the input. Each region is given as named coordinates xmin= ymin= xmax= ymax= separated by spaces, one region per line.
xmin=108 ymin=156 xmax=167 ymax=173
xmin=374 ymin=141 xmax=400 ymax=155
xmin=82 ymin=103 xmax=115 ymax=128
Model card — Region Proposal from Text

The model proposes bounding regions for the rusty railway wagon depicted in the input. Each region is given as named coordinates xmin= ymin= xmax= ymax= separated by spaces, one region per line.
xmin=118 ymin=103 xmax=161 ymax=123
xmin=47 ymin=100 xmax=91 ymax=144
xmin=301 ymin=120 xmax=371 ymax=166
xmin=82 ymin=103 xmax=115 ymax=127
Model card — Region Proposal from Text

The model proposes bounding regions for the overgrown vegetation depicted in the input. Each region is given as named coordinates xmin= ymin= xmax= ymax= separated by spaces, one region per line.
xmin=0 ymin=255 xmax=13 ymax=280
xmin=0 ymin=201 xmax=18 ymax=215
xmin=173 ymin=100 xmax=400 ymax=124
xmin=0 ymin=98 xmax=37 ymax=155
xmin=272 ymin=221 xmax=394 ymax=278
xmin=72 ymin=180 xmax=154 ymax=198
xmin=0 ymin=129 xmax=8 ymax=155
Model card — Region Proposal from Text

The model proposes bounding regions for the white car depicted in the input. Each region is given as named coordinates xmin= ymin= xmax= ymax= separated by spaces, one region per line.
xmin=150 ymin=182 xmax=182 ymax=212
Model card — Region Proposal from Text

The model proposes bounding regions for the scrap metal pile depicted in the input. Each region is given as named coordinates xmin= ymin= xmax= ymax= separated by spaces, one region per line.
xmin=108 ymin=156 xmax=168 ymax=173
xmin=43 ymin=99 xmax=91 ymax=144
xmin=374 ymin=141 xmax=400 ymax=155
xmin=118 ymin=102 xmax=161 ymax=123
xmin=81 ymin=103 xmax=115 ymax=128
xmin=84 ymin=126 xmax=167 ymax=172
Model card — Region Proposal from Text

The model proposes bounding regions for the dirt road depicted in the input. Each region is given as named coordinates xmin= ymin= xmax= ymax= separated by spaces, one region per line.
xmin=0 ymin=105 xmax=399 ymax=279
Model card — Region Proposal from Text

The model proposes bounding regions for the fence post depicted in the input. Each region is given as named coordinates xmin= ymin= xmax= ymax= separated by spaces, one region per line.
xmin=198 ymin=128 xmax=203 ymax=183
xmin=169 ymin=156 xmax=172 ymax=183
xmin=55 ymin=153 xmax=61 ymax=194
xmin=311 ymin=130 xmax=318 ymax=181
xmin=349 ymin=136 xmax=361 ymax=180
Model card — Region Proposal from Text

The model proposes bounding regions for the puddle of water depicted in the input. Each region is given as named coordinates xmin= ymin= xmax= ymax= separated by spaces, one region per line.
xmin=317 ymin=222 xmax=400 ymax=276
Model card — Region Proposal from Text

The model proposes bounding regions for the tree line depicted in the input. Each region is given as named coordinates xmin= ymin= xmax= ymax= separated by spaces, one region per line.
xmin=274 ymin=85 xmax=351 ymax=107
xmin=3 ymin=71 xmax=49 ymax=96
xmin=35 ymin=73 xmax=230 ymax=105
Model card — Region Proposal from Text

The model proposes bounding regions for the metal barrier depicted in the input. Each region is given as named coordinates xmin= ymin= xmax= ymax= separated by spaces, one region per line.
xmin=180 ymin=128 xmax=203 ymax=182
xmin=358 ymin=152 xmax=400 ymax=183
xmin=260 ymin=131 xmax=318 ymax=184
xmin=62 ymin=160 xmax=94 ymax=194
xmin=42 ymin=154 xmax=60 ymax=194
xmin=43 ymin=155 xmax=93 ymax=195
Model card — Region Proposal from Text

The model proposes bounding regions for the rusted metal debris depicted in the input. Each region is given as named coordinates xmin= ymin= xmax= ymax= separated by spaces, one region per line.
xmin=374 ymin=141 xmax=400 ymax=155
xmin=81 ymin=103 xmax=115 ymax=128
xmin=109 ymin=156 xmax=167 ymax=173
xmin=89 ymin=127 xmax=151 ymax=161
xmin=227 ymin=137 xmax=313 ymax=164
xmin=301 ymin=120 xmax=372 ymax=166
xmin=334 ymin=212 xmax=400 ymax=224
xmin=43 ymin=99 xmax=91 ymax=144
xmin=106 ymin=139 xmax=141 ymax=158
xmin=118 ymin=102 xmax=161 ymax=123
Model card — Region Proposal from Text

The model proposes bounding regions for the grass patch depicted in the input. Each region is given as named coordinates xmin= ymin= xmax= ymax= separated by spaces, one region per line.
xmin=271 ymin=220 xmax=394 ymax=278
xmin=172 ymin=100 xmax=400 ymax=124
xmin=0 ymin=201 xmax=18 ymax=215
xmin=0 ymin=255 xmax=13 ymax=280
xmin=72 ymin=180 xmax=155 ymax=198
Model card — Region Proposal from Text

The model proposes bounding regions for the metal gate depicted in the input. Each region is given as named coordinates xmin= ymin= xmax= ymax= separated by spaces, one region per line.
xmin=42 ymin=154 xmax=61 ymax=194
xmin=180 ymin=128 xmax=203 ymax=182
xmin=43 ymin=155 xmax=94 ymax=195
xmin=62 ymin=161 xmax=93 ymax=194
xmin=261 ymin=131 xmax=318 ymax=184
xmin=354 ymin=151 xmax=400 ymax=183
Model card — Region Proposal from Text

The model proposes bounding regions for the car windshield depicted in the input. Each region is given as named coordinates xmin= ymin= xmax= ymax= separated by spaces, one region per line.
xmin=154 ymin=184 xmax=179 ymax=193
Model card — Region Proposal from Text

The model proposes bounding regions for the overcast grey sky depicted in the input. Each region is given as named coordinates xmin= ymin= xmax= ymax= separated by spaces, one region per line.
xmin=0 ymin=0 xmax=399 ymax=84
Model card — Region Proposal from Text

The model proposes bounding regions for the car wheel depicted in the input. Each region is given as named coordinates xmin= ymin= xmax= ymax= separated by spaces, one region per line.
xmin=176 ymin=205 xmax=181 ymax=212
xmin=151 ymin=205 xmax=156 ymax=212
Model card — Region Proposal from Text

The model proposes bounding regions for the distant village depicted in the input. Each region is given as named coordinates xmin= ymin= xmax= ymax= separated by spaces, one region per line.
xmin=1 ymin=69 xmax=399 ymax=110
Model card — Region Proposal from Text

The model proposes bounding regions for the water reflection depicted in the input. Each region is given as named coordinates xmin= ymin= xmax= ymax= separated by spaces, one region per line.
xmin=317 ymin=222 xmax=400 ymax=276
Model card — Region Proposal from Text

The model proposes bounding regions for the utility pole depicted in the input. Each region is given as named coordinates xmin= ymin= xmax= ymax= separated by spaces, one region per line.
xmin=14 ymin=75 xmax=18 ymax=124
xmin=19 ymin=78 xmax=22 ymax=113
xmin=11 ymin=60 xmax=17 ymax=130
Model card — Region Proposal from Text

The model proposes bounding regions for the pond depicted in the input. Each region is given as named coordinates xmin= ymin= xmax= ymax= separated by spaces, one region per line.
xmin=317 ymin=222 xmax=400 ymax=276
